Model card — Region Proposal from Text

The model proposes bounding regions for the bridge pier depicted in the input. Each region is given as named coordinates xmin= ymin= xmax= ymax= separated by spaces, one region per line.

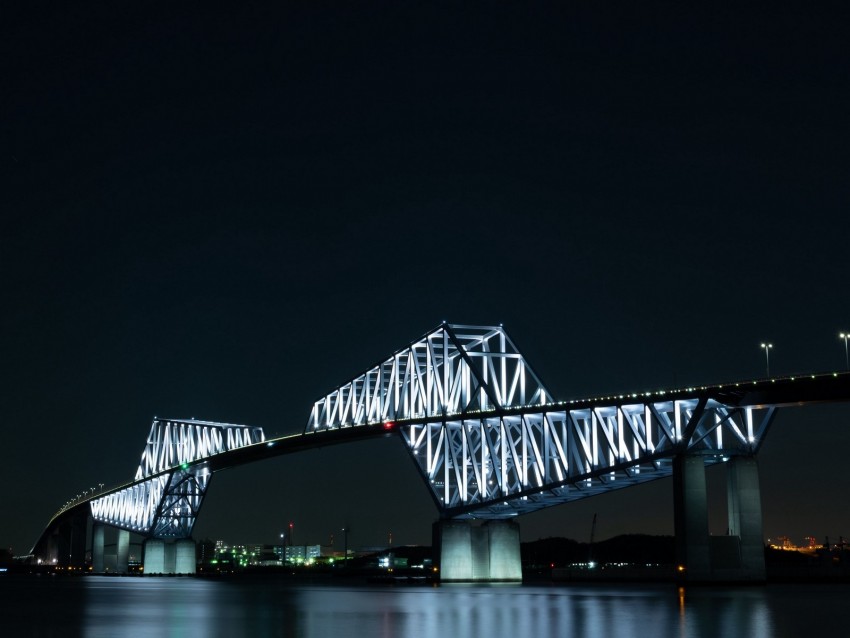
xmin=44 ymin=509 xmax=88 ymax=569
xmin=673 ymin=455 xmax=711 ymax=580
xmin=143 ymin=539 xmax=196 ymax=575
xmin=91 ymin=526 xmax=132 ymax=573
xmin=674 ymin=454 xmax=765 ymax=582
xmin=433 ymin=519 xmax=522 ymax=582
xmin=727 ymin=456 xmax=766 ymax=580
xmin=175 ymin=539 xmax=197 ymax=574
xmin=44 ymin=534 xmax=59 ymax=566
xmin=116 ymin=529 xmax=130 ymax=573
xmin=143 ymin=539 xmax=166 ymax=574
xmin=92 ymin=524 xmax=105 ymax=573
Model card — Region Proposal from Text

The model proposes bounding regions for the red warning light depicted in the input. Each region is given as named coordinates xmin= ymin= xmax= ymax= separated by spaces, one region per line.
xmin=383 ymin=421 xmax=395 ymax=430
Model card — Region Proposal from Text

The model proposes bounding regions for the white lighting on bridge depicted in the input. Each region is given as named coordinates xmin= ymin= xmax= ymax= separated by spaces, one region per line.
xmin=305 ymin=323 xmax=778 ymax=519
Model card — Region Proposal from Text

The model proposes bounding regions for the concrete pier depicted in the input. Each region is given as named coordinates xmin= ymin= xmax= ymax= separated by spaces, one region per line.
xmin=144 ymin=539 xmax=165 ymax=573
xmin=175 ymin=539 xmax=197 ymax=574
xmin=727 ymin=456 xmax=766 ymax=580
xmin=92 ymin=524 xmax=105 ymax=573
xmin=673 ymin=454 xmax=711 ymax=580
xmin=434 ymin=519 xmax=521 ymax=582
xmin=116 ymin=529 xmax=130 ymax=573
xmin=674 ymin=454 xmax=765 ymax=582
xmin=46 ymin=510 xmax=88 ymax=568
xmin=143 ymin=538 xmax=196 ymax=574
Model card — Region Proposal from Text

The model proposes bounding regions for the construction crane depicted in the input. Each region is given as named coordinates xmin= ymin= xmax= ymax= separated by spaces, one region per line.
xmin=589 ymin=513 xmax=597 ymax=566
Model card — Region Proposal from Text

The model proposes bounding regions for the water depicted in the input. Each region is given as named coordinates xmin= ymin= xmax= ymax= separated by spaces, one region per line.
xmin=2 ymin=576 xmax=848 ymax=637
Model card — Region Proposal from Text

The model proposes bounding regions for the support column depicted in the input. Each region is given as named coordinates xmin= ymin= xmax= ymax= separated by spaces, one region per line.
xmin=485 ymin=520 xmax=522 ymax=581
xmin=72 ymin=512 xmax=88 ymax=568
xmin=727 ymin=456 xmax=766 ymax=581
xmin=673 ymin=455 xmax=711 ymax=581
xmin=92 ymin=525 xmax=105 ymax=573
xmin=46 ymin=534 xmax=59 ymax=566
xmin=116 ymin=529 xmax=130 ymax=574
xmin=144 ymin=539 xmax=166 ymax=574
xmin=175 ymin=539 xmax=197 ymax=574
xmin=164 ymin=542 xmax=177 ymax=573
xmin=434 ymin=520 xmax=473 ymax=581
xmin=434 ymin=519 xmax=522 ymax=582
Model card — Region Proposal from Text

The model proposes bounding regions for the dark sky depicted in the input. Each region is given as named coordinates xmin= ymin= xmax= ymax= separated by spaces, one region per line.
xmin=3 ymin=2 xmax=849 ymax=555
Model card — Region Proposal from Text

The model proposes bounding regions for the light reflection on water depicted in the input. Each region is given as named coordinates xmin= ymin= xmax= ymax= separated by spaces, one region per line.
xmin=3 ymin=576 xmax=847 ymax=637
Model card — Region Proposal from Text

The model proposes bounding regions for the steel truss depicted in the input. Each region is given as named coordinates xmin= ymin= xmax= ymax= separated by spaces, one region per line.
xmin=399 ymin=400 xmax=775 ymax=518
xmin=307 ymin=323 xmax=778 ymax=519
xmin=91 ymin=418 xmax=264 ymax=537
xmin=307 ymin=323 xmax=550 ymax=430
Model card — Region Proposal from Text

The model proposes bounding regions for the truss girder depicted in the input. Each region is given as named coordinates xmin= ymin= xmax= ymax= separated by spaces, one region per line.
xmin=91 ymin=465 xmax=213 ymax=537
xmin=136 ymin=418 xmax=265 ymax=480
xmin=91 ymin=418 xmax=263 ymax=539
xmin=91 ymin=474 xmax=169 ymax=533
xmin=151 ymin=467 xmax=213 ymax=538
xmin=306 ymin=324 xmax=550 ymax=432
xmin=398 ymin=399 xmax=773 ymax=519
xmin=304 ymin=323 xmax=786 ymax=519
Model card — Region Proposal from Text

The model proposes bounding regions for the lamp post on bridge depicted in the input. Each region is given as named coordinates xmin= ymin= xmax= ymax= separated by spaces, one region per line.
xmin=760 ymin=343 xmax=773 ymax=377
xmin=840 ymin=333 xmax=849 ymax=370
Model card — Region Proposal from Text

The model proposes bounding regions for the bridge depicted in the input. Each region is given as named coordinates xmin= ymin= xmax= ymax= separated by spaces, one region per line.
xmin=29 ymin=323 xmax=850 ymax=582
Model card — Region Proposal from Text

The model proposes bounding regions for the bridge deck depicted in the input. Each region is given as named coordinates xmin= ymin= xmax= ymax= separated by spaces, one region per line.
xmin=31 ymin=371 xmax=850 ymax=556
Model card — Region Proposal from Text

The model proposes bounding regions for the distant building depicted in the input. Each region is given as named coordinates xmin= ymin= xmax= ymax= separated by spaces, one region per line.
xmin=197 ymin=539 xmax=216 ymax=565
xmin=285 ymin=545 xmax=321 ymax=564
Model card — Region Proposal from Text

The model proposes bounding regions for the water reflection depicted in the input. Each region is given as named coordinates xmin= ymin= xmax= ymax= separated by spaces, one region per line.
xmin=2 ymin=576 xmax=847 ymax=637
xmin=677 ymin=586 xmax=773 ymax=638
xmin=79 ymin=579 xmax=772 ymax=638
xmin=83 ymin=578 xmax=219 ymax=637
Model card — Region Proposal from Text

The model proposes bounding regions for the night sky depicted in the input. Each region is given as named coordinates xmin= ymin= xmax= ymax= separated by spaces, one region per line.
xmin=3 ymin=3 xmax=849 ymax=556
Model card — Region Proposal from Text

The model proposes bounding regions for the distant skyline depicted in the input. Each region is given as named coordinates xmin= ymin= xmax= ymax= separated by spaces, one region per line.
xmin=3 ymin=3 xmax=849 ymax=555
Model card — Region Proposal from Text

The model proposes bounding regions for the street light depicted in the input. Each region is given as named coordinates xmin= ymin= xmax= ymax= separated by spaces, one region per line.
xmin=840 ymin=333 xmax=849 ymax=370
xmin=760 ymin=343 xmax=773 ymax=377
xmin=342 ymin=527 xmax=349 ymax=568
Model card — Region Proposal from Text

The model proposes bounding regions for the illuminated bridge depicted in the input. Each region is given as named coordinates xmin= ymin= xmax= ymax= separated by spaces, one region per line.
xmin=30 ymin=323 xmax=850 ymax=582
